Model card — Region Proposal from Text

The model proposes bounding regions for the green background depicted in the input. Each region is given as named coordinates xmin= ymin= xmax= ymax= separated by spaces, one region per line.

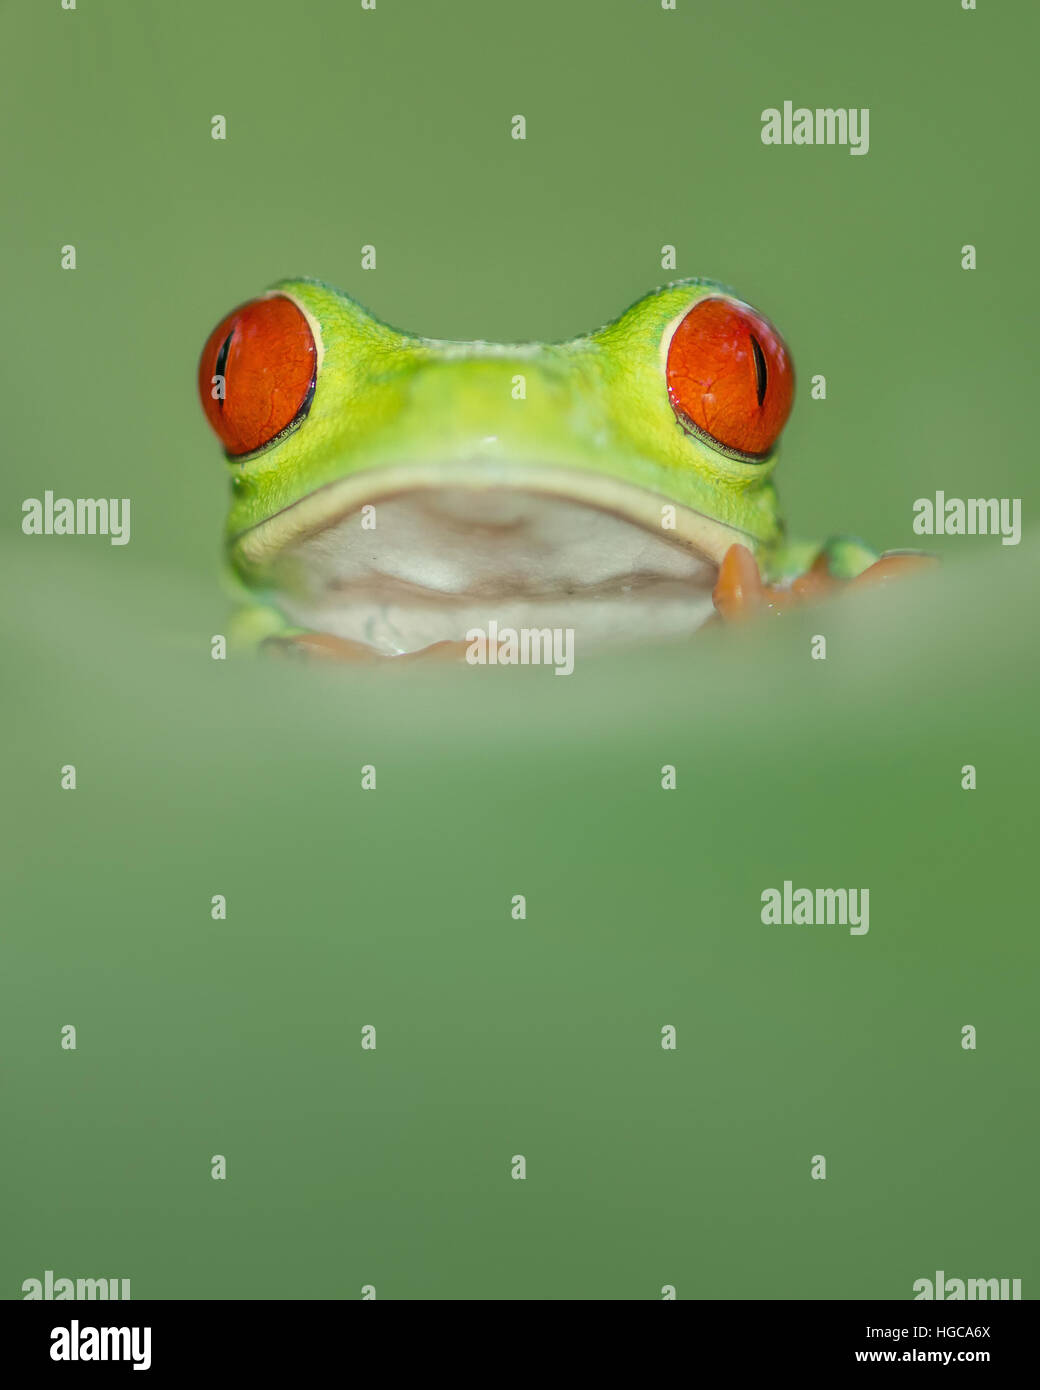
xmin=1 ymin=0 xmax=1036 ymax=1299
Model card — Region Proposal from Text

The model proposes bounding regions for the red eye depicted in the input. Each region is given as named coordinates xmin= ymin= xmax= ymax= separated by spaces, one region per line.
xmin=197 ymin=295 xmax=317 ymax=457
xmin=665 ymin=297 xmax=793 ymax=459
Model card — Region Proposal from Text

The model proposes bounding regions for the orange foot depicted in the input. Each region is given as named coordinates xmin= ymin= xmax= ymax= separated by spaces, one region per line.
xmin=712 ymin=544 xmax=938 ymax=621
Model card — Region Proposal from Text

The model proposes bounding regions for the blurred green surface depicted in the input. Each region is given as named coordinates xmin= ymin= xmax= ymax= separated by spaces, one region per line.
xmin=1 ymin=0 xmax=1036 ymax=1299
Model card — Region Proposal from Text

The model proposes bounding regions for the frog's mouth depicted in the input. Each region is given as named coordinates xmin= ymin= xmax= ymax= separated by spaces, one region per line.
xmin=235 ymin=467 xmax=757 ymax=656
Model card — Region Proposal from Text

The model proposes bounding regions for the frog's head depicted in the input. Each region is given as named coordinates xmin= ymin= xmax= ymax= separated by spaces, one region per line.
xmin=197 ymin=277 xmax=794 ymax=653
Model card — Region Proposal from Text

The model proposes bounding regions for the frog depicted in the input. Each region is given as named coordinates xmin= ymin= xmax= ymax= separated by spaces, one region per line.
xmin=196 ymin=276 xmax=931 ymax=660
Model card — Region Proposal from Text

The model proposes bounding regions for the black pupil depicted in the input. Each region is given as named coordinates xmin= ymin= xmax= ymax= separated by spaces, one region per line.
xmin=214 ymin=330 xmax=234 ymax=410
xmin=750 ymin=334 xmax=767 ymax=408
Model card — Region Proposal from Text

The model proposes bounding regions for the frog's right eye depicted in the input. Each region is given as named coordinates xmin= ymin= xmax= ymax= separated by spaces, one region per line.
xmin=665 ymin=296 xmax=793 ymax=460
xmin=197 ymin=295 xmax=317 ymax=457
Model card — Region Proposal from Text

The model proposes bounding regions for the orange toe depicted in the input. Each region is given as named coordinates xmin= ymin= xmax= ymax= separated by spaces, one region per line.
xmin=713 ymin=544 xmax=766 ymax=621
xmin=851 ymin=552 xmax=939 ymax=589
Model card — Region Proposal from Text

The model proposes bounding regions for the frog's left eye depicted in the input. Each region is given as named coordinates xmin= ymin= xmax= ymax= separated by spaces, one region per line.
xmin=665 ymin=297 xmax=793 ymax=460
xmin=197 ymin=295 xmax=317 ymax=457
